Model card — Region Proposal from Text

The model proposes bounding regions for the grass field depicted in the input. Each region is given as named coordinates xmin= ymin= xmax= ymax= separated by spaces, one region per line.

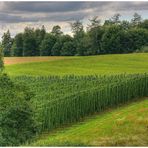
xmin=28 ymin=98 xmax=148 ymax=146
xmin=4 ymin=53 xmax=148 ymax=146
xmin=5 ymin=53 xmax=148 ymax=76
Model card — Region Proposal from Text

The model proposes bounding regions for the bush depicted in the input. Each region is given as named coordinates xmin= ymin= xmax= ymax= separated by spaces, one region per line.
xmin=0 ymin=47 xmax=3 ymax=71
xmin=0 ymin=74 xmax=37 ymax=146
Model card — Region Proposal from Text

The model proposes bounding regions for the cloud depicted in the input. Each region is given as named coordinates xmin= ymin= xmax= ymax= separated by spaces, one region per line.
xmin=0 ymin=1 xmax=147 ymax=24
xmin=0 ymin=1 xmax=147 ymax=39
xmin=0 ymin=2 xmax=105 ymax=13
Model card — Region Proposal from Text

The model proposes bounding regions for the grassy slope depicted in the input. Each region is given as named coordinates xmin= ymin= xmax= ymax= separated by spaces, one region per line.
xmin=29 ymin=98 xmax=148 ymax=146
xmin=5 ymin=53 xmax=148 ymax=76
xmin=5 ymin=54 xmax=148 ymax=146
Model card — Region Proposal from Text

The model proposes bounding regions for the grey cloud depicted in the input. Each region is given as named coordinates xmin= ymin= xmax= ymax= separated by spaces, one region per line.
xmin=0 ymin=13 xmax=39 ymax=23
xmin=1 ymin=2 xmax=148 ymax=13
xmin=0 ymin=1 xmax=147 ymax=24
xmin=0 ymin=1 xmax=148 ymax=40
xmin=0 ymin=2 xmax=98 ymax=13
xmin=0 ymin=10 xmax=87 ymax=23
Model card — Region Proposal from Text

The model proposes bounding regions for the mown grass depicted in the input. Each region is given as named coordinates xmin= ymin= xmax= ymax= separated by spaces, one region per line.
xmin=5 ymin=53 xmax=148 ymax=76
xmin=28 ymin=98 xmax=148 ymax=146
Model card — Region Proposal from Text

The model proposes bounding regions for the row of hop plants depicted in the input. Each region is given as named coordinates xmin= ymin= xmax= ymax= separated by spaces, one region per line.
xmin=14 ymin=73 xmax=148 ymax=132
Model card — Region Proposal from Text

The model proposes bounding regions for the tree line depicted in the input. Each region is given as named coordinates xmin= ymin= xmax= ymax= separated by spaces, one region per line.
xmin=1 ymin=13 xmax=148 ymax=57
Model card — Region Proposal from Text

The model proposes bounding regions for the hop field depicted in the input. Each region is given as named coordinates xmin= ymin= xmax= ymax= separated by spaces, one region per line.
xmin=3 ymin=54 xmax=148 ymax=146
xmin=13 ymin=73 xmax=148 ymax=133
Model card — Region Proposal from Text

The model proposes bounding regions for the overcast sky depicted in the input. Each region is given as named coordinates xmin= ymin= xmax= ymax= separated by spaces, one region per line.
xmin=0 ymin=1 xmax=148 ymax=39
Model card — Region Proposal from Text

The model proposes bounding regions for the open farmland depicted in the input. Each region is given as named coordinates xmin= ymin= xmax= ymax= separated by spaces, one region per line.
xmin=1 ymin=1 xmax=148 ymax=146
xmin=2 ymin=53 xmax=148 ymax=146
xmin=5 ymin=53 xmax=148 ymax=76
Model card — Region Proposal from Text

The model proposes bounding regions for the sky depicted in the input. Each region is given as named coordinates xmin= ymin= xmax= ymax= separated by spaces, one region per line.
xmin=0 ymin=1 xmax=148 ymax=39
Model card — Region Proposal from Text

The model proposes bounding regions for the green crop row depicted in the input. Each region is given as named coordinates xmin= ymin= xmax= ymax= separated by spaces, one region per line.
xmin=13 ymin=73 xmax=148 ymax=132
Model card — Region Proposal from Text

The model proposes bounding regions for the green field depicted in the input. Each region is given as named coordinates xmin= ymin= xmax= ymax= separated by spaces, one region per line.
xmin=13 ymin=74 xmax=148 ymax=134
xmin=3 ymin=53 xmax=148 ymax=146
xmin=29 ymin=98 xmax=148 ymax=146
xmin=5 ymin=53 xmax=148 ymax=76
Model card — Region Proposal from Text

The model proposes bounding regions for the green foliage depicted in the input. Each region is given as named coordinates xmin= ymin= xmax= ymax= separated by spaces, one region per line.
xmin=131 ymin=13 xmax=142 ymax=27
xmin=120 ymin=20 xmax=130 ymax=30
xmin=101 ymin=25 xmax=122 ymax=53
xmin=61 ymin=41 xmax=76 ymax=56
xmin=137 ymin=46 xmax=148 ymax=53
xmin=51 ymin=35 xmax=73 ymax=56
xmin=70 ymin=20 xmax=84 ymax=38
xmin=11 ymin=33 xmax=23 ymax=56
xmin=110 ymin=13 xmax=121 ymax=25
xmin=101 ymin=26 xmax=148 ymax=54
xmin=23 ymin=27 xmax=37 ymax=56
xmin=0 ymin=47 xmax=4 ymax=71
xmin=3 ymin=54 xmax=148 ymax=145
xmin=51 ymin=25 xmax=63 ymax=36
xmin=139 ymin=19 xmax=148 ymax=30
xmin=75 ymin=34 xmax=92 ymax=56
xmin=0 ymin=74 xmax=37 ymax=146
xmin=2 ymin=13 xmax=148 ymax=57
xmin=88 ymin=26 xmax=104 ymax=55
xmin=70 ymin=20 xmax=86 ymax=55
xmin=13 ymin=74 xmax=148 ymax=134
xmin=127 ymin=28 xmax=148 ymax=51
xmin=29 ymin=99 xmax=148 ymax=146
xmin=2 ymin=30 xmax=13 ymax=57
xmin=35 ymin=26 xmax=46 ymax=56
xmin=40 ymin=34 xmax=56 ymax=56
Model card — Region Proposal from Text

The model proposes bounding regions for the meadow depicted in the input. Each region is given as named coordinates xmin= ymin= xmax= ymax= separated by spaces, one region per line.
xmin=5 ymin=53 xmax=148 ymax=76
xmin=3 ymin=53 xmax=148 ymax=146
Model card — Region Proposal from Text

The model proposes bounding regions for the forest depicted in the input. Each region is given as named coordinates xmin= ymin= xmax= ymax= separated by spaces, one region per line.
xmin=1 ymin=13 xmax=148 ymax=57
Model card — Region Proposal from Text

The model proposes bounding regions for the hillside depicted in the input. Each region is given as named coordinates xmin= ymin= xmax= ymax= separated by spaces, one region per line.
xmin=5 ymin=53 xmax=148 ymax=76
xmin=1 ymin=1 xmax=148 ymax=147
xmin=3 ymin=53 xmax=148 ymax=146
xmin=28 ymin=98 xmax=148 ymax=146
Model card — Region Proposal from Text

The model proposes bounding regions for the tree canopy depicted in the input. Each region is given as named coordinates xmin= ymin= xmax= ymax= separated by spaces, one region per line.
xmin=1 ymin=13 xmax=148 ymax=57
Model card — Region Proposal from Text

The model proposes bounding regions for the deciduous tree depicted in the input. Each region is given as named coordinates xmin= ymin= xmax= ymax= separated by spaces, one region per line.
xmin=23 ymin=27 xmax=37 ymax=56
xmin=11 ymin=33 xmax=23 ymax=56
xmin=40 ymin=33 xmax=56 ymax=56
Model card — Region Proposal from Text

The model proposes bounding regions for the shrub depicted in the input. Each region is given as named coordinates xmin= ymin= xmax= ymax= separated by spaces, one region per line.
xmin=0 ymin=74 xmax=37 ymax=146
xmin=0 ymin=47 xmax=3 ymax=71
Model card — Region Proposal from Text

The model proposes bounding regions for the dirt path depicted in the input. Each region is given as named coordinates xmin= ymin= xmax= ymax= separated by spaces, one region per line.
xmin=4 ymin=56 xmax=67 ymax=65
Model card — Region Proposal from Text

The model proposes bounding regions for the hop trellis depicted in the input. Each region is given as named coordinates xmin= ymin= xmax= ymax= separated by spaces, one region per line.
xmin=14 ymin=73 xmax=148 ymax=132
